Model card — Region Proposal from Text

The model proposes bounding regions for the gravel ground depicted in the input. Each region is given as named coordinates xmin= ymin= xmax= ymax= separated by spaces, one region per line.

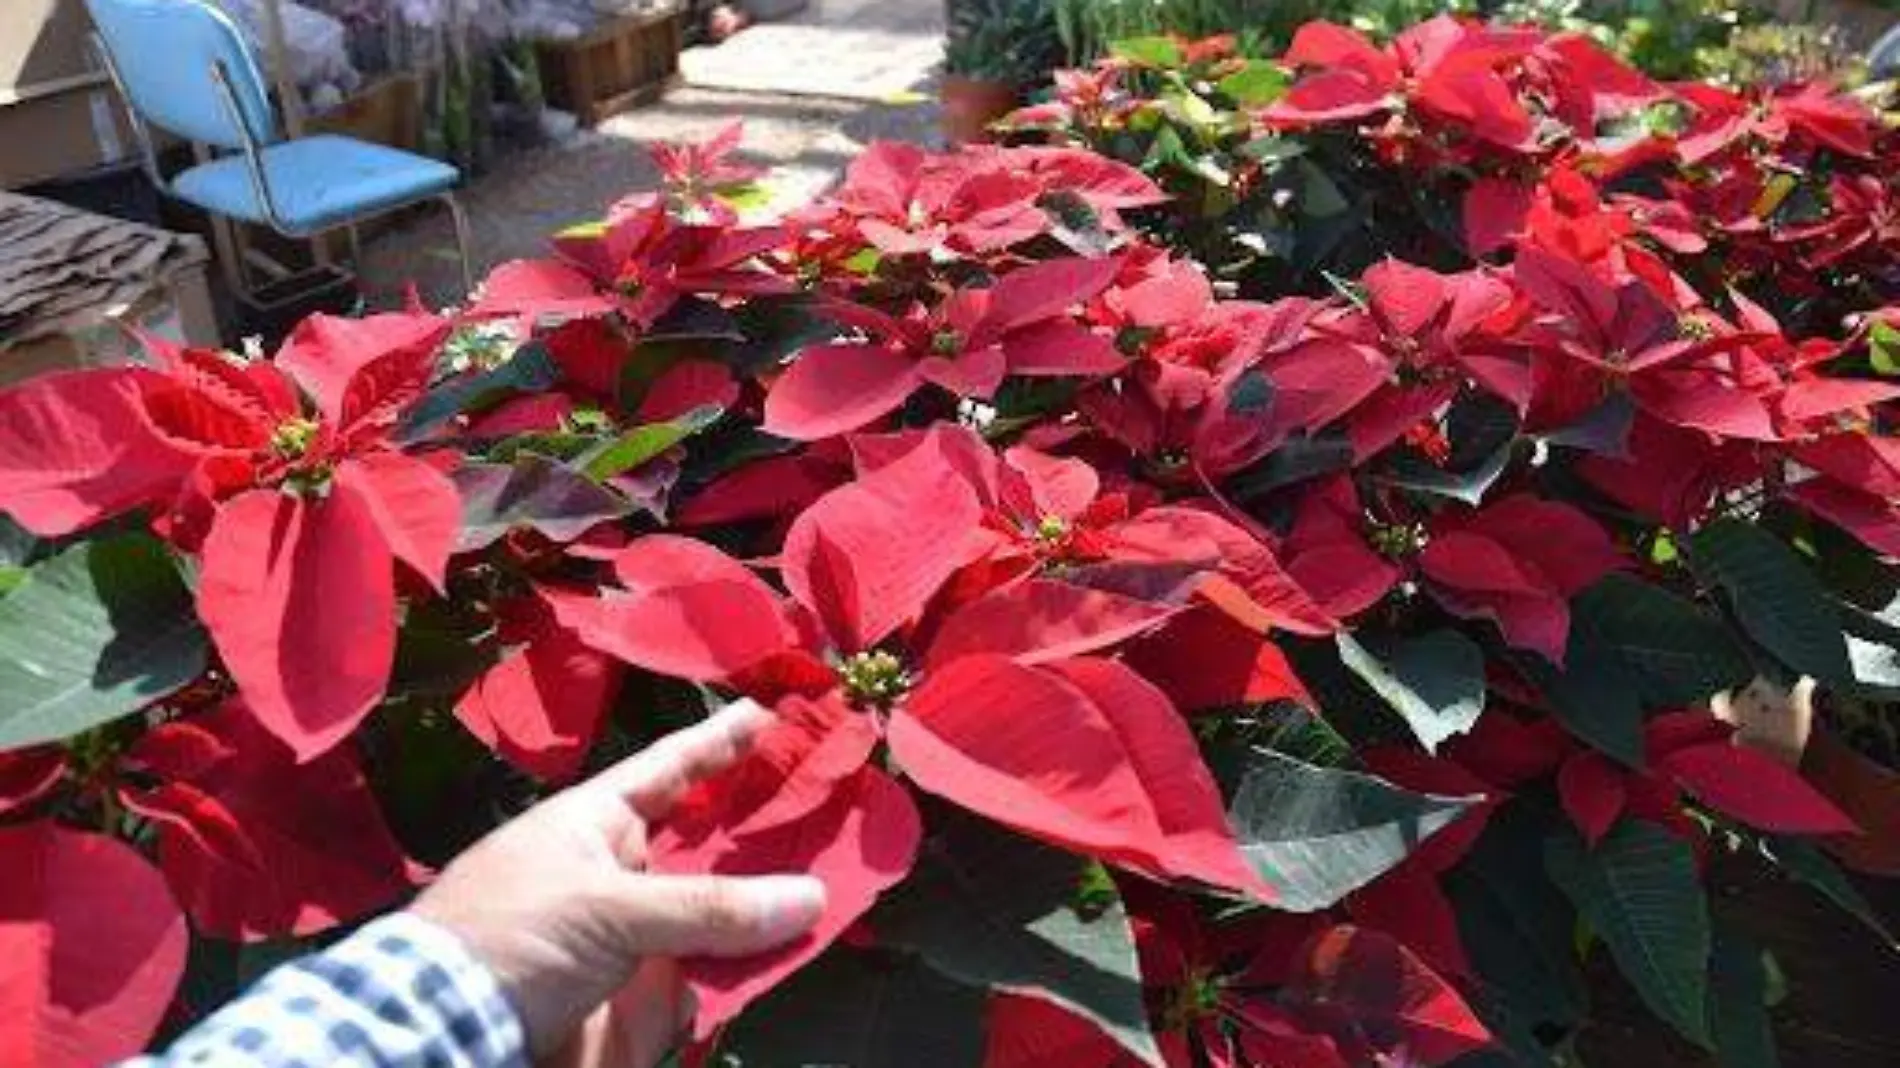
xmin=358 ymin=0 xmax=944 ymax=308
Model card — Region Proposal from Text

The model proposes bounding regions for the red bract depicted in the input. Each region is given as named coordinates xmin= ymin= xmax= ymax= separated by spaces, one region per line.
xmin=552 ymin=430 xmax=1266 ymax=1031
xmin=0 ymin=313 xmax=459 ymax=759
xmin=1265 ymin=17 xmax=1539 ymax=153
xmin=117 ymin=698 xmax=421 ymax=939
xmin=469 ymin=199 xmax=791 ymax=331
xmin=0 ymin=821 xmax=188 ymax=1068
xmin=1555 ymin=712 xmax=1854 ymax=843
xmin=635 ymin=120 xmax=765 ymax=224
xmin=763 ymin=257 xmax=1122 ymax=440
xmin=1420 ymin=495 xmax=1623 ymax=662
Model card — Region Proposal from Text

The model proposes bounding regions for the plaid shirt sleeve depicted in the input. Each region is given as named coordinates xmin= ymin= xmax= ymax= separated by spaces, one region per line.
xmin=121 ymin=912 xmax=527 ymax=1068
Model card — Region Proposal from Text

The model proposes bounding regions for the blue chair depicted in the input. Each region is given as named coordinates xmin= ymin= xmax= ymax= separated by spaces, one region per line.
xmin=84 ymin=0 xmax=473 ymax=298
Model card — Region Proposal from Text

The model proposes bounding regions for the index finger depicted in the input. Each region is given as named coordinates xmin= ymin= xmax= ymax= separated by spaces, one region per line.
xmin=582 ymin=699 xmax=773 ymax=820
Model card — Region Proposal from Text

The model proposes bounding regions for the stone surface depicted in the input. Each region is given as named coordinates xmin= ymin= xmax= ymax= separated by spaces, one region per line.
xmin=358 ymin=0 xmax=944 ymax=308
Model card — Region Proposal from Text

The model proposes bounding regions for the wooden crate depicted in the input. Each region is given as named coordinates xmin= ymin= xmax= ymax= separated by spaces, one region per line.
xmin=536 ymin=6 xmax=684 ymax=127
xmin=306 ymin=73 xmax=424 ymax=153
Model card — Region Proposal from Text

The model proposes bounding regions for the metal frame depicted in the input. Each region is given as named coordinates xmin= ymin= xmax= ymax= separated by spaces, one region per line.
xmin=88 ymin=21 xmax=475 ymax=300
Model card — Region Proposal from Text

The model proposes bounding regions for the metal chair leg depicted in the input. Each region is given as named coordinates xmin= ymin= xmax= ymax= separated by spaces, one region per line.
xmin=440 ymin=192 xmax=475 ymax=297
xmin=345 ymin=223 xmax=364 ymax=271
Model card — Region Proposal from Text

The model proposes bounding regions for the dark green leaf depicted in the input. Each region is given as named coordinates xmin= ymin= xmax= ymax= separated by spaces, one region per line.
xmin=1378 ymin=398 xmax=1516 ymax=506
xmin=1224 ymin=433 xmax=1354 ymax=501
xmin=1525 ymin=576 xmax=1754 ymax=766
xmin=1841 ymin=602 xmax=1900 ymax=698
xmin=576 ymin=405 xmax=725 ymax=482
xmin=1708 ymin=929 xmax=1780 ymax=1068
xmin=1338 ymin=629 xmax=1486 ymax=753
xmin=0 ymin=533 xmax=207 ymax=751
xmin=1110 ymin=35 xmax=1182 ymax=67
xmin=1297 ymin=159 xmax=1348 ymax=218
xmin=1759 ymin=835 xmax=1898 ymax=950
xmin=714 ymin=948 xmax=988 ymax=1068
xmin=1446 ymin=809 xmax=1587 ymax=1031
xmin=1227 ymin=747 xmax=1477 ymax=912
xmin=1217 ymin=62 xmax=1287 ymax=106
xmin=453 ymin=455 xmax=633 ymax=551
xmin=403 ymin=342 xmax=561 ymax=439
xmin=878 ymin=807 xmax=1160 ymax=1066
xmin=1238 ymin=135 xmax=1305 ymax=163
xmin=730 ymin=296 xmax=839 ymax=373
xmin=0 ymin=568 xmax=24 ymax=598
xmin=1692 ymin=520 xmax=1853 ymax=685
xmin=644 ymin=297 xmax=746 ymax=344
xmin=1546 ymin=821 xmax=1711 ymax=1047
xmin=1542 ymin=393 xmax=1635 ymax=457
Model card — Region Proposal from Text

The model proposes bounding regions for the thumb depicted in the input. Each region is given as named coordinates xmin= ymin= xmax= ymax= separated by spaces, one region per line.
xmin=602 ymin=873 xmax=827 ymax=958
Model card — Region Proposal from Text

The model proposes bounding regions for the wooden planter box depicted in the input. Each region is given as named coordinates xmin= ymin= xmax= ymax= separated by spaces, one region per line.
xmin=536 ymin=6 xmax=684 ymax=127
xmin=306 ymin=73 xmax=424 ymax=153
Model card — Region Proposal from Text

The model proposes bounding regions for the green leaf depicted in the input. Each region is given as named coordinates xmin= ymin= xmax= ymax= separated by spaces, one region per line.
xmin=1542 ymin=393 xmax=1635 ymax=457
xmin=1870 ymin=320 xmax=1900 ymax=376
xmin=1338 ymin=629 xmax=1486 ymax=753
xmin=1524 ymin=575 xmax=1755 ymax=766
xmin=1227 ymin=747 xmax=1478 ymax=912
xmin=878 ymin=806 xmax=1160 ymax=1067
xmin=1692 ymin=519 xmax=1853 ymax=685
xmin=1546 ymin=821 xmax=1712 ymax=1047
xmin=1759 ymin=835 xmax=1898 ymax=950
xmin=0 ymin=567 xmax=24 ymax=598
xmin=1446 ymin=810 xmax=1588 ymax=1031
xmin=1377 ymin=443 xmax=1513 ymax=505
xmin=452 ymin=455 xmax=634 ymax=551
xmin=1217 ymin=61 xmax=1288 ymax=106
xmin=714 ymin=948 xmax=988 ymax=1068
xmin=0 ymin=533 xmax=208 ymax=752
xmin=1110 ymin=35 xmax=1182 ymax=67
xmin=576 ymin=405 xmax=725 ymax=482
xmin=1223 ymin=433 xmax=1354 ymax=501
xmin=1296 ymin=159 xmax=1348 ymax=218
xmin=402 ymin=342 xmax=561 ymax=439
xmin=1708 ymin=929 xmax=1780 ymax=1068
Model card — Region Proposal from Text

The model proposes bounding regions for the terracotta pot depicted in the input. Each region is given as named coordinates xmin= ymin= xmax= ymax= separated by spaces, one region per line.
xmin=940 ymin=75 xmax=1020 ymax=145
xmin=1804 ymin=725 xmax=1900 ymax=877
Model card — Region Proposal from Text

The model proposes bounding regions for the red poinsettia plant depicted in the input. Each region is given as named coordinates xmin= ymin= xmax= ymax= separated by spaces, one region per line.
xmin=2 ymin=15 xmax=1897 ymax=1068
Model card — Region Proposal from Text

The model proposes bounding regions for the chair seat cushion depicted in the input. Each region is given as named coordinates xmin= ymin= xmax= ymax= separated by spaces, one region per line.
xmin=172 ymin=135 xmax=460 ymax=234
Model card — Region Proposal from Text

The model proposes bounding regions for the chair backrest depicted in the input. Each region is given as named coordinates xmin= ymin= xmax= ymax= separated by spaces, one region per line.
xmin=85 ymin=0 xmax=277 ymax=149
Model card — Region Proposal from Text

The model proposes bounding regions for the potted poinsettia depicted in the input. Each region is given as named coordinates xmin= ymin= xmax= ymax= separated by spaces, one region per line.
xmin=941 ymin=0 xmax=1064 ymax=143
xmin=2 ymin=19 xmax=1899 ymax=1068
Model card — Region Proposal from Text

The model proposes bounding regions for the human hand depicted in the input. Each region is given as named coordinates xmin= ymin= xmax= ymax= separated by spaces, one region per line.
xmin=411 ymin=700 xmax=826 ymax=1066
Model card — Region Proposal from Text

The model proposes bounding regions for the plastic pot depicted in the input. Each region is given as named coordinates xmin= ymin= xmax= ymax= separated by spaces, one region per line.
xmin=940 ymin=75 xmax=1019 ymax=145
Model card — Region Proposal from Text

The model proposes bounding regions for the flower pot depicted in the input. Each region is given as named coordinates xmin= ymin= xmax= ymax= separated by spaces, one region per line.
xmin=1804 ymin=725 xmax=1900 ymax=876
xmin=940 ymin=75 xmax=1019 ymax=145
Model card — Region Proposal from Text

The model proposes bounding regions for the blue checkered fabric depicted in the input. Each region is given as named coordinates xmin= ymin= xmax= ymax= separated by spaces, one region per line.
xmin=122 ymin=913 xmax=527 ymax=1068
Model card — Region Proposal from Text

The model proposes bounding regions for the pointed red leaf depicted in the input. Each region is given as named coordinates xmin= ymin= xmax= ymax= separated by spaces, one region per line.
xmin=547 ymin=580 xmax=795 ymax=683
xmin=762 ymin=343 xmax=921 ymax=441
xmin=122 ymin=699 xmax=418 ymax=939
xmin=1346 ymin=868 xmax=1471 ymax=980
xmin=892 ymin=655 xmax=1265 ymax=895
xmin=276 ymin=311 xmax=448 ymax=427
xmin=333 ymin=452 xmax=460 ymax=592
xmin=635 ymin=360 xmax=740 ymax=424
xmin=454 ymin=590 xmax=623 ymax=782
xmin=198 ymin=485 xmax=396 ymax=761
xmin=465 ymin=258 xmax=615 ymax=329
xmin=1122 ymin=607 xmax=1313 ymax=712
xmin=662 ymin=767 xmax=921 ymax=1037
xmin=0 ymin=821 xmax=187 ymax=1068
xmin=781 ymin=430 xmax=984 ymax=652
xmin=1463 ymin=178 xmax=1532 ymax=257
xmin=923 ymin=579 xmax=1177 ymax=669
xmin=1285 ymin=925 xmax=1491 ymax=1067
xmin=0 ymin=369 xmax=201 ymax=536
xmin=983 ymin=257 xmax=1121 ymax=334
xmin=1002 ymin=321 xmax=1125 ymax=377
xmin=1558 ymin=751 xmax=1627 ymax=846
xmin=1659 ymin=741 xmax=1857 ymax=834
xmin=984 ymin=994 xmax=1126 ymax=1068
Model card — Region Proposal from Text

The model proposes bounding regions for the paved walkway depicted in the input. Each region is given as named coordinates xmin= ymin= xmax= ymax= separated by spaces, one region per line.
xmin=360 ymin=0 xmax=944 ymax=307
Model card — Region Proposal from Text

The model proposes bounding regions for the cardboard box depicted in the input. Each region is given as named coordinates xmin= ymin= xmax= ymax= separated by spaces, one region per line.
xmin=0 ymin=190 xmax=221 ymax=387
xmin=1 ymin=0 xmax=97 ymax=99
xmin=0 ymin=261 xmax=218 ymax=387
xmin=0 ymin=84 xmax=137 ymax=189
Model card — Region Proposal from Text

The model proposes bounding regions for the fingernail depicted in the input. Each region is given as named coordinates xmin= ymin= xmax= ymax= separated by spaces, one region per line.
xmin=750 ymin=875 xmax=827 ymax=942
